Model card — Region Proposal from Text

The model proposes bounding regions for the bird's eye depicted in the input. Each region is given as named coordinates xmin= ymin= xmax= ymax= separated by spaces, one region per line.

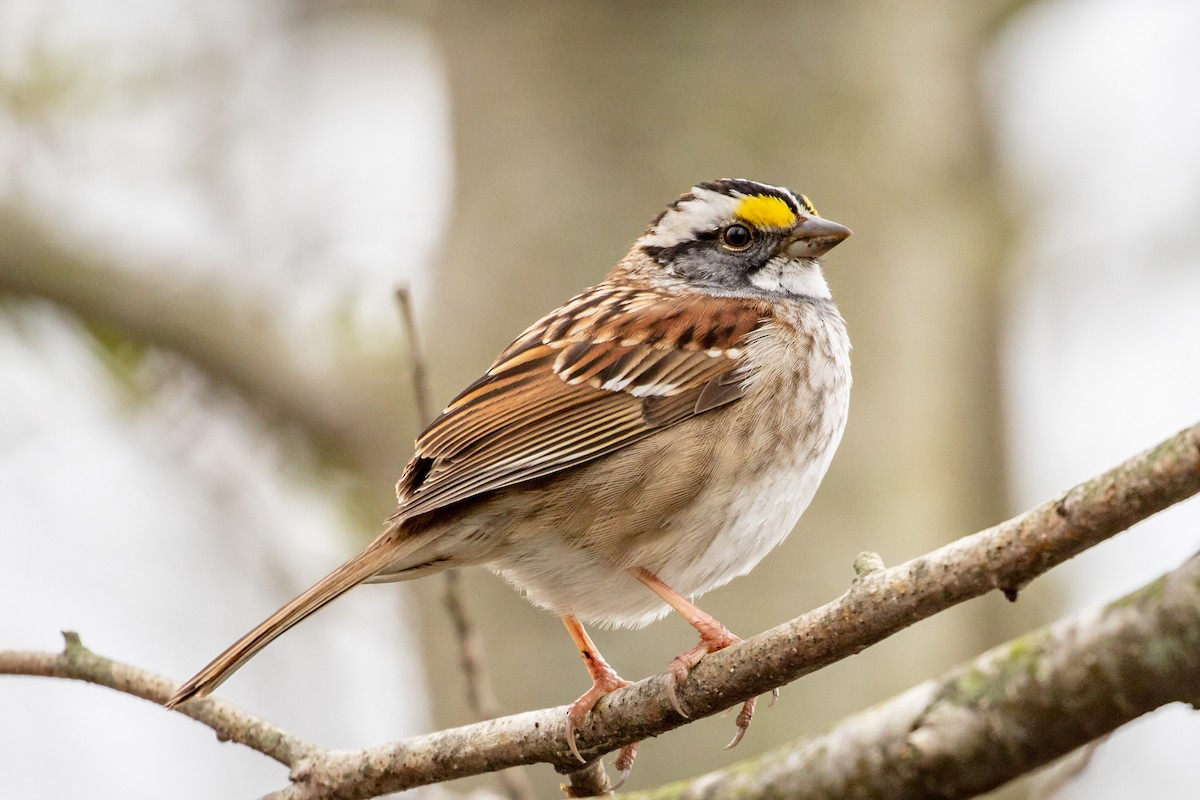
xmin=720 ymin=224 xmax=754 ymax=250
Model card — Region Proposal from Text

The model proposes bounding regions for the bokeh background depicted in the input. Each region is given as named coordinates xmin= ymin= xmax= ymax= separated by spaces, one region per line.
xmin=2 ymin=1 xmax=1199 ymax=797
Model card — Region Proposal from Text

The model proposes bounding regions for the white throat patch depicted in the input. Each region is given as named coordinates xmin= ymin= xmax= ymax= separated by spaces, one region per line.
xmin=748 ymin=256 xmax=832 ymax=299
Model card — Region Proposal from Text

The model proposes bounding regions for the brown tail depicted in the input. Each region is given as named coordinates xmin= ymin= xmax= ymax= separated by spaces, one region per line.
xmin=165 ymin=535 xmax=418 ymax=708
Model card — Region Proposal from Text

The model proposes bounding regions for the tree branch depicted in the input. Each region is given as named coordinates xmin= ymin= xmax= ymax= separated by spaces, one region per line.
xmin=2 ymin=422 xmax=1196 ymax=798
xmin=621 ymin=550 xmax=1200 ymax=799
xmin=0 ymin=632 xmax=319 ymax=768
xmin=264 ymin=420 xmax=1200 ymax=798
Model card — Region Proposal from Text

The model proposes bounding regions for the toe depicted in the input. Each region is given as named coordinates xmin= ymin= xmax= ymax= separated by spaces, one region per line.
xmin=663 ymin=670 xmax=689 ymax=719
xmin=724 ymin=696 xmax=757 ymax=749
xmin=565 ymin=710 xmax=586 ymax=764
xmin=611 ymin=742 xmax=640 ymax=790
xmin=665 ymin=631 xmax=743 ymax=719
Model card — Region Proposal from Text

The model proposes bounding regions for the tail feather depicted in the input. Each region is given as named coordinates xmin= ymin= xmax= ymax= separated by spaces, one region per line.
xmin=165 ymin=536 xmax=415 ymax=709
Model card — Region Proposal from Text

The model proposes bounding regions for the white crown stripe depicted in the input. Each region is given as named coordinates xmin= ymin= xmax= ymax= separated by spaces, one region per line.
xmin=639 ymin=188 xmax=740 ymax=250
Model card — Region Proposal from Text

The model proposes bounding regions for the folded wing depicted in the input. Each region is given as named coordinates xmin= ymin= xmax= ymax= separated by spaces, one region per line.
xmin=393 ymin=286 xmax=769 ymax=522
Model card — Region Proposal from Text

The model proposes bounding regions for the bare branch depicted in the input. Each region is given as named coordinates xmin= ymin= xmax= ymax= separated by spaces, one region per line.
xmin=0 ymin=632 xmax=319 ymax=767
xmin=620 ymin=551 xmax=1200 ymax=799
xmin=560 ymin=761 xmax=612 ymax=797
xmin=3 ymin=423 xmax=1198 ymax=800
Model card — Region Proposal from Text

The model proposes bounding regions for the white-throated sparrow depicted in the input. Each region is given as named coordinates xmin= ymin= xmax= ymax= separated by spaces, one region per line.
xmin=166 ymin=178 xmax=852 ymax=771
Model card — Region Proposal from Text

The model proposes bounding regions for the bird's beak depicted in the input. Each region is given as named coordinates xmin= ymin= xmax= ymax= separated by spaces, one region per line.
xmin=784 ymin=216 xmax=852 ymax=259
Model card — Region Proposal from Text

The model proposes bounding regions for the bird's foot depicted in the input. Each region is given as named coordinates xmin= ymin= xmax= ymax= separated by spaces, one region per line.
xmin=663 ymin=619 xmax=776 ymax=748
xmin=565 ymin=665 xmax=633 ymax=764
xmin=663 ymin=618 xmax=741 ymax=718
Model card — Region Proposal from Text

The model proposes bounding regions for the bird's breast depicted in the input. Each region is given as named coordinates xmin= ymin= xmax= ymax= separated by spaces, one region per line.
xmin=485 ymin=301 xmax=851 ymax=629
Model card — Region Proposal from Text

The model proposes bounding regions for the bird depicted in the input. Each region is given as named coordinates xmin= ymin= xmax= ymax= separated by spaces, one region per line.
xmin=165 ymin=178 xmax=852 ymax=773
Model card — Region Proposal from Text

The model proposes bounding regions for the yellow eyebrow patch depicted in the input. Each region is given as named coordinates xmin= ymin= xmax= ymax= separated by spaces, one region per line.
xmin=734 ymin=194 xmax=798 ymax=229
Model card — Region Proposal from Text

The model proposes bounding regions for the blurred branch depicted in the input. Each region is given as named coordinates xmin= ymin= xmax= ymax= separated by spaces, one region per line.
xmin=394 ymin=286 xmax=534 ymax=800
xmin=2 ymin=422 xmax=1197 ymax=798
xmin=622 ymin=550 xmax=1200 ymax=800
xmin=0 ymin=206 xmax=413 ymax=487
xmin=439 ymin=570 xmax=536 ymax=800
xmin=439 ymin=571 xmax=503 ymax=720
xmin=393 ymin=285 xmax=434 ymax=426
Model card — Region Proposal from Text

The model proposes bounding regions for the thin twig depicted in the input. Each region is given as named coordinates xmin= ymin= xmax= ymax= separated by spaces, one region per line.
xmin=393 ymin=285 xmax=434 ymax=426
xmin=441 ymin=570 xmax=502 ymax=719
xmin=394 ymin=285 xmax=535 ymax=800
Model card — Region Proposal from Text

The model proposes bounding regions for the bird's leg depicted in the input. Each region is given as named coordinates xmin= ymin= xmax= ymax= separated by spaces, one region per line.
xmin=629 ymin=567 xmax=774 ymax=748
xmin=561 ymin=614 xmax=638 ymax=774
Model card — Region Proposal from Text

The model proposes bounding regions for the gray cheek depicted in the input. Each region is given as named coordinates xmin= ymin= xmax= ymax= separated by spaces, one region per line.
xmin=674 ymin=250 xmax=760 ymax=289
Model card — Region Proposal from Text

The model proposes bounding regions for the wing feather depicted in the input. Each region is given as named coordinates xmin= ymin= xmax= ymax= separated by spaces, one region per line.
xmin=393 ymin=285 xmax=769 ymax=522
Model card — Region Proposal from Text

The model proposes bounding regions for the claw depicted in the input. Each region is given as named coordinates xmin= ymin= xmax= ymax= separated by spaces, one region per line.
xmin=664 ymin=660 xmax=691 ymax=718
xmin=724 ymin=721 xmax=748 ymax=750
xmin=611 ymin=742 xmax=640 ymax=790
xmin=565 ymin=709 xmax=586 ymax=764
xmin=664 ymin=676 xmax=688 ymax=718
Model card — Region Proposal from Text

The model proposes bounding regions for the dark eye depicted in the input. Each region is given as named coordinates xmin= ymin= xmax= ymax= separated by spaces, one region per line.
xmin=720 ymin=224 xmax=754 ymax=250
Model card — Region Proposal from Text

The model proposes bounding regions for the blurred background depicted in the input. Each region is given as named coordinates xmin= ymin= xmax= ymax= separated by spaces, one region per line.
xmin=1 ymin=0 xmax=1198 ymax=797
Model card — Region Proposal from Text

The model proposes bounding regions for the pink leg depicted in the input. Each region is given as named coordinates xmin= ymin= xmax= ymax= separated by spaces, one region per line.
xmin=561 ymin=614 xmax=639 ymax=775
xmin=629 ymin=567 xmax=776 ymax=748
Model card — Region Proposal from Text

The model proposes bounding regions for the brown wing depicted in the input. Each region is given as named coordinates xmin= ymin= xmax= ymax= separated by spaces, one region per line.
xmin=392 ymin=285 xmax=769 ymax=522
